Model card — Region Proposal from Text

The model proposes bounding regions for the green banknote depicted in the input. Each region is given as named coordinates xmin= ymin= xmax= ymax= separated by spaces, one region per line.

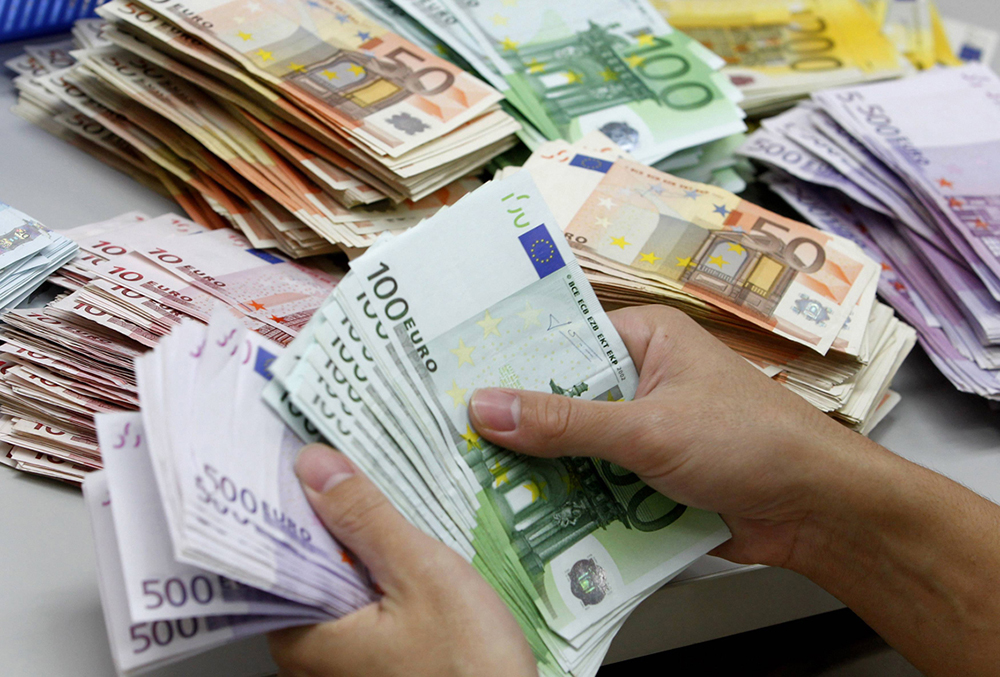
xmin=437 ymin=0 xmax=746 ymax=163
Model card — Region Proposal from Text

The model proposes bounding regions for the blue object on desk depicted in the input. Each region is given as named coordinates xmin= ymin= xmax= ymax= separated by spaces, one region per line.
xmin=0 ymin=0 xmax=100 ymax=42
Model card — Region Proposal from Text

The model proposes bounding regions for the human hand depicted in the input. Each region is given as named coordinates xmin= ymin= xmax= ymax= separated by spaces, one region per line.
xmin=469 ymin=305 xmax=1000 ymax=677
xmin=267 ymin=444 xmax=536 ymax=677
xmin=468 ymin=305 xmax=883 ymax=570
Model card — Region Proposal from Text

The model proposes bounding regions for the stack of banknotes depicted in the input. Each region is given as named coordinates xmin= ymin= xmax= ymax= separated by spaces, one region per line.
xmin=868 ymin=0 xmax=1000 ymax=70
xmin=942 ymin=16 xmax=999 ymax=67
xmin=2 ymin=0 xmax=760 ymax=257
xmin=0 ymin=205 xmax=82 ymax=478
xmin=5 ymin=0 xmax=520 ymax=257
xmin=82 ymin=171 xmax=733 ymax=676
xmin=863 ymin=0 xmax=956 ymax=70
xmin=0 ymin=121 xmax=917 ymax=484
xmin=737 ymin=65 xmax=1000 ymax=400
xmin=0 ymin=211 xmax=345 ymax=484
xmin=500 ymin=133 xmax=914 ymax=431
xmin=654 ymin=0 xmax=994 ymax=114
xmin=71 ymin=19 xmax=110 ymax=50
xmin=652 ymin=131 xmax=755 ymax=195
xmin=653 ymin=0 xmax=910 ymax=116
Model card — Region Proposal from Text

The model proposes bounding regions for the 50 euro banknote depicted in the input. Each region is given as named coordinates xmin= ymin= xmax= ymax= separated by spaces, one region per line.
xmin=521 ymin=147 xmax=880 ymax=355
xmin=127 ymin=0 xmax=504 ymax=157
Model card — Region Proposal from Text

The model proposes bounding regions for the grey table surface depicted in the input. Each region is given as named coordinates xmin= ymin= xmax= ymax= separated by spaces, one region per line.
xmin=2 ymin=2 xmax=999 ymax=675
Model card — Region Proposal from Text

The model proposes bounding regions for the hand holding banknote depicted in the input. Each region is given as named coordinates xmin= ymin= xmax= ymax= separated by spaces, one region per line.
xmin=268 ymin=444 xmax=536 ymax=677
xmin=469 ymin=304 xmax=861 ymax=567
xmin=470 ymin=305 xmax=1000 ymax=677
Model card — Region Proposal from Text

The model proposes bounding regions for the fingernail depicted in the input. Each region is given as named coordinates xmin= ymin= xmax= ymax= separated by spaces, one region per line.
xmin=470 ymin=389 xmax=520 ymax=432
xmin=295 ymin=444 xmax=355 ymax=493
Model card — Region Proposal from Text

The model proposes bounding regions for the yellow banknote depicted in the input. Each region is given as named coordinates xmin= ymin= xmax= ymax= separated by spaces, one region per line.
xmin=654 ymin=0 xmax=903 ymax=95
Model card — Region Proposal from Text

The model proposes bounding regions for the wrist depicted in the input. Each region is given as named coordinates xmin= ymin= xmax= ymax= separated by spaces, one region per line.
xmin=782 ymin=429 xmax=911 ymax=582
xmin=780 ymin=431 xmax=1000 ymax=676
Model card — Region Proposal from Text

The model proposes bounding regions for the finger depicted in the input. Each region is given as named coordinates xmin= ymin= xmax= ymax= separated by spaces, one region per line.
xmin=469 ymin=388 xmax=654 ymax=464
xmin=295 ymin=443 xmax=440 ymax=595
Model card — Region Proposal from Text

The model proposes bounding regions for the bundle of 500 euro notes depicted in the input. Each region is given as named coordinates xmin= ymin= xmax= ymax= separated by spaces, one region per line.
xmin=740 ymin=65 xmax=1000 ymax=399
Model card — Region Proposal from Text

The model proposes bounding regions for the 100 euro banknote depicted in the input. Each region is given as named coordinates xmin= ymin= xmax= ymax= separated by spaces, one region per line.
xmin=442 ymin=0 xmax=746 ymax=163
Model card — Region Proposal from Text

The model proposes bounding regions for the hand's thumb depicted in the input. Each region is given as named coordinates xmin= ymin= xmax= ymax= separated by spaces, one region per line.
xmin=295 ymin=443 xmax=432 ymax=595
xmin=469 ymin=388 xmax=637 ymax=462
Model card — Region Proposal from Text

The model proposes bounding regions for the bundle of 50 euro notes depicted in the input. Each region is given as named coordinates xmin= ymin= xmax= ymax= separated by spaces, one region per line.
xmin=506 ymin=133 xmax=915 ymax=430
xmin=7 ymin=0 xmax=519 ymax=257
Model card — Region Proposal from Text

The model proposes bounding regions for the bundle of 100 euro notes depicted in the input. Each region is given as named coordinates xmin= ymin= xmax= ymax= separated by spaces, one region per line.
xmin=84 ymin=172 xmax=731 ymax=676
